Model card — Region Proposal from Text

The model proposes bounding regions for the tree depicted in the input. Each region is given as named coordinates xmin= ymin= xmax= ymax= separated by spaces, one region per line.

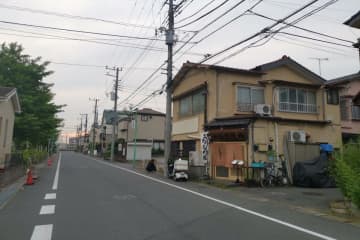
xmin=0 ymin=42 xmax=64 ymax=148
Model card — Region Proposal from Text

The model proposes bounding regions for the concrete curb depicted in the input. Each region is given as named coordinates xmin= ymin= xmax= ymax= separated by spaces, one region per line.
xmin=0 ymin=176 xmax=25 ymax=210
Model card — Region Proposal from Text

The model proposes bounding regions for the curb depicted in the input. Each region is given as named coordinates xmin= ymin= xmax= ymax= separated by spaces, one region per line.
xmin=0 ymin=176 xmax=26 ymax=210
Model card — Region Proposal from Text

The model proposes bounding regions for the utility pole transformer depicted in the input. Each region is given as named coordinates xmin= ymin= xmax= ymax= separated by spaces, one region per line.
xmin=164 ymin=0 xmax=174 ymax=176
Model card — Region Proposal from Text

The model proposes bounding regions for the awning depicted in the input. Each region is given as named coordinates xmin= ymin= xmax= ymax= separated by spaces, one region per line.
xmin=205 ymin=118 xmax=251 ymax=129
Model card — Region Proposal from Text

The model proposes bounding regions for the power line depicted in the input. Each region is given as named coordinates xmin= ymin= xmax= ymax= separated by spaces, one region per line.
xmin=175 ymin=0 xmax=231 ymax=29
xmin=198 ymin=0 xmax=323 ymax=64
xmin=248 ymin=10 xmax=354 ymax=44
xmin=211 ymin=0 xmax=340 ymax=65
xmin=0 ymin=3 xmax=156 ymax=29
xmin=273 ymin=36 xmax=355 ymax=57
xmin=176 ymin=0 xmax=217 ymax=24
xmin=0 ymin=19 xmax=197 ymax=43
xmin=173 ymin=0 xmax=249 ymax=57
xmin=174 ymin=0 xmax=264 ymax=63
xmin=277 ymin=31 xmax=354 ymax=48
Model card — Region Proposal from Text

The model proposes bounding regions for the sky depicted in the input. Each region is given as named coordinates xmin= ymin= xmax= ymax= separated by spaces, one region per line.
xmin=0 ymin=0 xmax=359 ymax=142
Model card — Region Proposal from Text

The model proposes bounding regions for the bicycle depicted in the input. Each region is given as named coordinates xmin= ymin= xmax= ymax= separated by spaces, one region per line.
xmin=260 ymin=154 xmax=289 ymax=187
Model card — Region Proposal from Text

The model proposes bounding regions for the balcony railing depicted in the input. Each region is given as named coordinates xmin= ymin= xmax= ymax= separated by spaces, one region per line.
xmin=279 ymin=102 xmax=317 ymax=113
xmin=237 ymin=103 xmax=254 ymax=112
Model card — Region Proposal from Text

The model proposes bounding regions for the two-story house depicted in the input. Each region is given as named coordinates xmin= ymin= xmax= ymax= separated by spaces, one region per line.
xmin=172 ymin=56 xmax=341 ymax=180
xmin=0 ymin=87 xmax=21 ymax=169
xmin=117 ymin=108 xmax=165 ymax=160
xmin=99 ymin=110 xmax=128 ymax=152
xmin=327 ymin=73 xmax=360 ymax=142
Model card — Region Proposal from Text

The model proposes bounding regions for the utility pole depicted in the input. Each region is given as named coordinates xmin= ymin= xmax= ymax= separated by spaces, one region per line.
xmin=90 ymin=98 xmax=100 ymax=156
xmin=353 ymin=38 xmax=360 ymax=69
xmin=309 ymin=57 xmax=328 ymax=76
xmin=164 ymin=0 xmax=174 ymax=177
xmin=106 ymin=66 xmax=121 ymax=162
xmin=81 ymin=113 xmax=88 ymax=150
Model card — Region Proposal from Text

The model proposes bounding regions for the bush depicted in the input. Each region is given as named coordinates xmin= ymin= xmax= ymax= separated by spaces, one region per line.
xmin=334 ymin=141 xmax=360 ymax=208
xmin=22 ymin=149 xmax=47 ymax=167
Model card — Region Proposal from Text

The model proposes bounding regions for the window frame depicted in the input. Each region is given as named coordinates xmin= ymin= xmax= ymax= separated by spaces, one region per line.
xmin=236 ymin=85 xmax=265 ymax=112
xmin=278 ymin=87 xmax=317 ymax=113
xmin=178 ymin=90 xmax=205 ymax=118
xmin=327 ymin=88 xmax=339 ymax=105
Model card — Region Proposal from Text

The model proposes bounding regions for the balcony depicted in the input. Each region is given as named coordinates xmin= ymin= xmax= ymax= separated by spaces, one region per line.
xmin=279 ymin=102 xmax=317 ymax=113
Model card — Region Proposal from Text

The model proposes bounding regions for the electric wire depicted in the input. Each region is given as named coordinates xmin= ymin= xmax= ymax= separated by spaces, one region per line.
xmin=175 ymin=0 xmax=217 ymax=24
xmin=0 ymin=3 xmax=156 ymax=29
xmin=198 ymin=0 xmax=322 ymax=64
xmin=0 ymin=19 xmax=197 ymax=43
xmin=175 ymin=0 xmax=231 ymax=29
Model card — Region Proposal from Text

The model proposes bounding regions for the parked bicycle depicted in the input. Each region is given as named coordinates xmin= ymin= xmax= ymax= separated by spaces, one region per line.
xmin=260 ymin=154 xmax=289 ymax=187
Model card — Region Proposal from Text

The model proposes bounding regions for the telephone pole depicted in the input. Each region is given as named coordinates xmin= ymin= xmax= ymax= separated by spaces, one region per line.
xmin=80 ymin=113 xmax=88 ymax=146
xmin=90 ymin=98 xmax=100 ymax=156
xmin=106 ymin=66 xmax=121 ymax=162
xmin=164 ymin=0 xmax=174 ymax=176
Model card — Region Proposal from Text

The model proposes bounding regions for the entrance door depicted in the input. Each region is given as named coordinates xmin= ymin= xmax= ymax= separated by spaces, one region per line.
xmin=211 ymin=142 xmax=246 ymax=179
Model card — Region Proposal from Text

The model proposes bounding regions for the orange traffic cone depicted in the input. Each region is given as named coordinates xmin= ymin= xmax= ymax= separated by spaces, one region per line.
xmin=25 ymin=168 xmax=34 ymax=185
xmin=47 ymin=158 xmax=52 ymax=167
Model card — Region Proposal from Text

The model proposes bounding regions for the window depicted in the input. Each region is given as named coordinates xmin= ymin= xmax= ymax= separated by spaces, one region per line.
xmin=278 ymin=87 xmax=317 ymax=113
xmin=327 ymin=89 xmax=339 ymax=105
xmin=0 ymin=117 xmax=2 ymax=140
xmin=236 ymin=86 xmax=264 ymax=112
xmin=141 ymin=115 xmax=149 ymax=121
xmin=3 ymin=119 xmax=8 ymax=148
xmin=179 ymin=91 xmax=205 ymax=117
xmin=352 ymin=105 xmax=360 ymax=120
xmin=340 ymin=98 xmax=348 ymax=120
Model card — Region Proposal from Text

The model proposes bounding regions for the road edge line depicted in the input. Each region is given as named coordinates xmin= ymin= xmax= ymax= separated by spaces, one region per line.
xmin=85 ymin=155 xmax=336 ymax=240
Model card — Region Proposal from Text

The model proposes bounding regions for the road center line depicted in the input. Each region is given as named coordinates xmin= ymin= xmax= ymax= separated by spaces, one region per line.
xmin=30 ymin=224 xmax=53 ymax=240
xmin=39 ymin=205 xmax=55 ymax=215
xmin=52 ymin=152 xmax=61 ymax=190
xmin=86 ymin=155 xmax=336 ymax=240
xmin=44 ymin=193 xmax=56 ymax=200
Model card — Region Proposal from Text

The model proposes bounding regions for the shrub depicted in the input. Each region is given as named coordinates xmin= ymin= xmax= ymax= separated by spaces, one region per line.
xmin=334 ymin=141 xmax=360 ymax=208
xmin=22 ymin=149 xmax=47 ymax=167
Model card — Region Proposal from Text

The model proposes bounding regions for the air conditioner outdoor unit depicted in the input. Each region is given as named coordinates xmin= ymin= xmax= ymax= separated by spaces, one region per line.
xmin=254 ymin=104 xmax=271 ymax=115
xmin=288 ymin=130 xmax=306 ymax=143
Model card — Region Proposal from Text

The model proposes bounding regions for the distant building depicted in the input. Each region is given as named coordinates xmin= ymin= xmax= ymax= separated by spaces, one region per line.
xmin=117 ymin=108 xmax=165 ymax=160
xmin=327 ymin=73 xmax=360 ymax=142
xmin=0 ymin=87 xmax=21 ymax=169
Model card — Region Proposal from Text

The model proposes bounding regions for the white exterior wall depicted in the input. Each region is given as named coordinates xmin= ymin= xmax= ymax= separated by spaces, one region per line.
xmin=0 ymin=101 xmax=15 ymax=168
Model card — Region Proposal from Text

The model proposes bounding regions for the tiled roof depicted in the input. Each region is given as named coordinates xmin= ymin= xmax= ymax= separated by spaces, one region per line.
xmin=326 ymin=72 xmax=360 ymax=85
xmin=137 ymin=108 xmax=165 ymax=116
xmin=0 ymin=87 xmax=16 ymax=98
xmin=252 ymin=55 xmax=325 ymax=84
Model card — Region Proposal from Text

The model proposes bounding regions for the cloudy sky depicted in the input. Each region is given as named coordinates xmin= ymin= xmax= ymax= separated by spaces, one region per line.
xmin=0 ymin=0 xmax=359 ymax=142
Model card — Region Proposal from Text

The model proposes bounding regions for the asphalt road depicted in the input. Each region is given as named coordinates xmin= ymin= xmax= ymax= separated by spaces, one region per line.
xmin=0 ymin=151 xmax=359 ymax=240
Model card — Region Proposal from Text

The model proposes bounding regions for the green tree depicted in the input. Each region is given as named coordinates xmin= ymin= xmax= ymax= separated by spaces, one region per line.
xmin=0 ymin=42 xmax=63 ymax=148
xmin=334 ymin=140 xmax=360 ymax=208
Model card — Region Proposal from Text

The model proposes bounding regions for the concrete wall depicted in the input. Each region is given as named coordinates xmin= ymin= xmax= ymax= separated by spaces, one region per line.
xmin=0 ymin=101 xmax=15 ymax=169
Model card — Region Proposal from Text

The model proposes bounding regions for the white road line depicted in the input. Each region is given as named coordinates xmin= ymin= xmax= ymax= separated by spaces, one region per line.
xmin=30 ymin=224 xmax=53 ymax=240
xmin=39 ymin=205 xmax=55 ymax=215
xmin=44 ymin=193 xmax=56 ymax=200
xmin=87 ymin=156 xmax=336 ymax=240
xmin=52 ymin=152 xmax=61 ymax=190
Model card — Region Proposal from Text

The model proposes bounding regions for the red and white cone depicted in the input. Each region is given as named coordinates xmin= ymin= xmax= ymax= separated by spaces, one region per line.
xmin=25 ymin=168 xmax=34 ymax=185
